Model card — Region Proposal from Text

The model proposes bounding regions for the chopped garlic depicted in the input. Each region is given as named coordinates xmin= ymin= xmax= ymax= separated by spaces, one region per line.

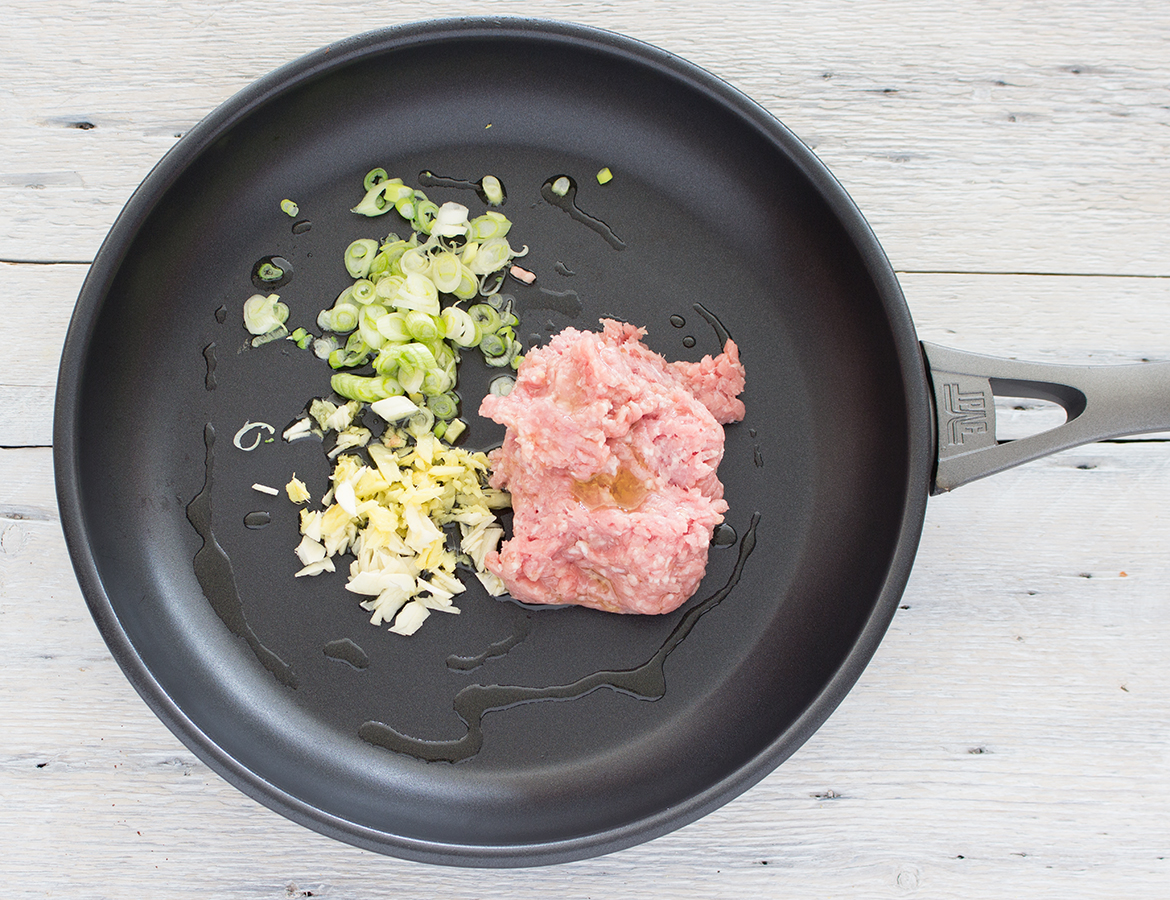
xmin=286 ymin=475 xmax=311 ymax=503
xmin=295 ymin=425 xmax=510 ymax=636
xmin=295 ymin=535 xmax=327 ymax=565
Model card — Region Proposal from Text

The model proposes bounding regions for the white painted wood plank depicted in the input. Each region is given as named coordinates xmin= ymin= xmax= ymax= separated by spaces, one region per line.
xmin=0 ymin=262 xmax=82 ymax=447
xmin=1 ymin=0 xmax=1169 ymax=274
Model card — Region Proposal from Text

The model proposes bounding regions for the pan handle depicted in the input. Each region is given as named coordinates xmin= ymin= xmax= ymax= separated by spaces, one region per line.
xmin=922 ymin=342 xmax=1170 ymax=493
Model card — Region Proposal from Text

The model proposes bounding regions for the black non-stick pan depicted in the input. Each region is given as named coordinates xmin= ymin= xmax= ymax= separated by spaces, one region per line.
xmin=53 ymin=18 xmax=1170 ymax=867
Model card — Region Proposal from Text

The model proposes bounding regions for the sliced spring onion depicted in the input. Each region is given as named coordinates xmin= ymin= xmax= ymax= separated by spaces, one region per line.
xmin=429 ymin=250 xmax=462 ymax=293
xmin=331 ymin=372 xmax=402 ymax=403
xmin=420 ymin=367 xmax=454 ymax=396
xmin=363 ymin=168 xmax=388 ymax=191
xmin=394 ymin=192 xmax=417 ymax=220
xmin=466 ymin=237 xmax=513 ymax=275
xmin=345 ymin=239 xmax=379 ymax=278
xmin=406 ymin=407 xmax=436 ymax=437
xmin=358 ymin=304 xmax=388 ymax=350
xmin=551 ymin=176 xmax=571 ymax=196
xmin=390 ymin=272 xmax=439 ymax=315
xmin=441 ymin=306 xmax=481 ymax=348
xmin=281 ymin=199 xmax=299 ymax=216
xmin=431 ymin=201 xmax=470 ymax=238
xmin=256 ymin=260 xmax=285 ymax=282
xmin=251 ymin=325 xmax=289 ymax=347
xmin=404 ymin=310 xmax=443 ymax=342
xmin=412 ymin=199 xmax=439 ymax=234
xmin=453 ymin=265 xmax=480 ymax=301
xmin=233 ymin=421 xmax=275 ymax=451
xmin=350 ymin=279 xmax=377 ymax=305
xmin=596 ymin=166 xmax=613 ymax=184
xmin=313 ymin=335 xmax=340 ymax=359
xmin=479 ymin=332 xmax=506 ymax=358
xmin=468 ymin=211 xmax=510 ymax=241
xmin=370 ymin=395 xmax=420 ymax=422
xmin=426 ymin=392 xmax=459 ymax=420
xmin=481 ymin=175 xmax=504 ymax=206
xmin=468 ymin=303 xmax=502 ymax=334
xmin=318 ymin=300 xmax=360 ymax=334
xmin=243 ymin=293 xmax=289 ymax=336
xmin=351 ymin=178 xmax=411 ymax=216
xmin=328 ymin=333 xmax=372 ymax=369
xmin=375 ymin=310 xmax=412 ymax=344
xmin=489 ymin=375 xmax=515 ymax=396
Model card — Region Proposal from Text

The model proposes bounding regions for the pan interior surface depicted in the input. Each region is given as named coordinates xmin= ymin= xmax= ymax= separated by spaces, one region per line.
xmin=56 ymin=20 xmax=930 ymax=865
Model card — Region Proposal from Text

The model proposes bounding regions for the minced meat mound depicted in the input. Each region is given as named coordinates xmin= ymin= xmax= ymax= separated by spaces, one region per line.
xmin=478 ymin=318 xmax=746 ymax=614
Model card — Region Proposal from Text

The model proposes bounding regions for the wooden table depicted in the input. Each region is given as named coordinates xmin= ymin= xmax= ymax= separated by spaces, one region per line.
xmin=3 ymin=1 xmax=1168 ymax=896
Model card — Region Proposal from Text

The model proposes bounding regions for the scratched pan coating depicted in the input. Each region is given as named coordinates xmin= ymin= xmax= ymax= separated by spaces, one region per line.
xmin=54 ymin=19 xmax=930 ymax=865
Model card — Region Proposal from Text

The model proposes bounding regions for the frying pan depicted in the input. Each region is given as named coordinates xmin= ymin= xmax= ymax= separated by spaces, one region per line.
xmin=52 ymin=17 xmax=1170 ymax=867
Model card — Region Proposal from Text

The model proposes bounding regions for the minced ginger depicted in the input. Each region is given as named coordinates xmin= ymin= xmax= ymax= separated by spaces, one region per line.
xmin=292 ymin=426 xmax=509 ymax=636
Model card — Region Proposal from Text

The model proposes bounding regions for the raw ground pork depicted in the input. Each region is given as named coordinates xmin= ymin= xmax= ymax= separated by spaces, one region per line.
xmin=478 ymin=319 xmax=746 ymax=614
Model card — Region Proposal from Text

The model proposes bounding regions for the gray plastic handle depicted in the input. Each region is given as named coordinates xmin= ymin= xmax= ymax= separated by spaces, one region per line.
xmin=923 ymin=342 xmax=1170 ymax=493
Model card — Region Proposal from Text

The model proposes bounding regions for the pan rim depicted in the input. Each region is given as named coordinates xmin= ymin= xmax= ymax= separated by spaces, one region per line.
xmin=52 ymin=16 xmax=933 ymax=866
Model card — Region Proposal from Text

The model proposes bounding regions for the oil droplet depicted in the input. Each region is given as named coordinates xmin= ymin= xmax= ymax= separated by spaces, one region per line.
xmin=754 ymin=445 xmax=764 ymax=468
xmin=291 ymin=219 xmax=312 ymax=234
xmin=554 ymin=261 xmax=576 ymax=276
xmin=324 ymin=638 xmax=370 ymax=670
xmin=670 ymin=315 xmax=686 ymax=328
xmin=243 ymin=511 xmax=271 ymax=530
xmin=250 ymin=255 xmax=293 ymax=290
xmin=215 ymin=305 xmax=227 ymax=324
xmin=541 ymin=175 xmax=626 ymax=250
xmin=203 ymin=342 xmax=217 ymax=391
xmin=359 ymin=513 xmax=760 ymax=762
xmin=532 ymin=287 xmax=583 ymax=317
xmin=682 ymin=335 xmax=696 ymax=348
xmin=711 ymin=523 xmax=737 ymax=547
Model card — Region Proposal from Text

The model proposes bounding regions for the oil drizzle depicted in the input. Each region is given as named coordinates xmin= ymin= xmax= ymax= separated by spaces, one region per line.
xmin=186 ymin=423 xmax=297 ymax=688
xmin=711 ymin=523 xmax=737 ymax=547
xmin=325 ymin=638 xmax=370 ymax=670
xmin=203 ymin=342 xmax=217 ymax=390
xmin=359 ymin=513 xmax=759 ymax=762
xmin=694 ymin=302 xmax=732 ymax=347
xmin=540 ymin=175 xmax=626 ymax=250
xmin=446 ymin=616 xmax=532 ymax=672
xmin=291 ymin=219 xmax=312 ymax=235
xmin=418 ymin=170 xmax=506 ymax=206
xmin=530 ymin=288 xmax=583 ymax=318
